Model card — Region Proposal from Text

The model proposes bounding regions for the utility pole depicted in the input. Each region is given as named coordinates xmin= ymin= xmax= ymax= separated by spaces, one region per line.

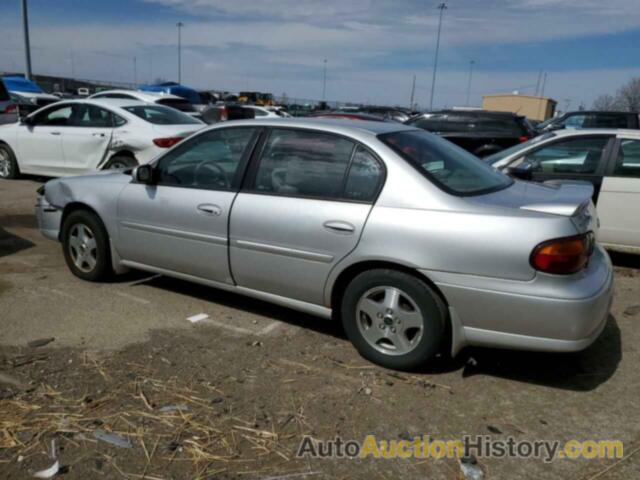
xmin=534 ymin=69 xmax=543 ymax=96
xmin=409 ymin=74 xmax=416 ymax=110
xmin=322 ymin=59 xmax=327 ymax=102
xmin=133 ymin=56 xmax=137 ymax=86
xmin=176 ymin=22 xmax=184 ymax=83
xmin=429 ymin=2 xmax=447 ymax=111
xmin=466 ymin=60 xmax=475 ymax=106
xmin=20 ymin=0 xmax=33 ymax=80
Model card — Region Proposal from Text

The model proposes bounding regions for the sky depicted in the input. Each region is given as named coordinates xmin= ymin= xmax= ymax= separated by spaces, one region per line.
xmin=1 ymin=0 xmax=640 ymax=109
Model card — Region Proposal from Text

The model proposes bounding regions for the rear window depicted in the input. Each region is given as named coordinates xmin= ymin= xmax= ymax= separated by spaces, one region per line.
xmin=409 ymin=114 xmax=525 ymax=136
xmin=157 ymin=98 xmax=197 ymax=113
xmin=0 ymin=80 xmax=9 ymax=101
xmin=123 ymin=105 xmax=201 ymax=125
xmin=380 ymin=130 xmax=513 ymax=196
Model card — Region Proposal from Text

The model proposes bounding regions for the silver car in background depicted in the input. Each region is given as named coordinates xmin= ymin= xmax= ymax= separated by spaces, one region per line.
xmin=35 ymin=119 xmax=613 ymax=370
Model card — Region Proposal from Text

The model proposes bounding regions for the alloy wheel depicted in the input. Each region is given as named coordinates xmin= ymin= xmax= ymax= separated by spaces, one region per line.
xmin=0 ymin=150 xmax=10 ymax=178
xmin=355 ymin=286 xmax=424 ymax=356
xmin=68 ymin=223 xmax=98 ymax=273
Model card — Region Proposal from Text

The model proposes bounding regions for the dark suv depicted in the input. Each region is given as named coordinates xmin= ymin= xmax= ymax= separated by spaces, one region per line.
xmin=405 ymin=110 xmax=534 ymax=157
xmin=0 ymin=79 xmax=16 ymax=125
xmin=536 ymin=110 xmax=640 ymax=133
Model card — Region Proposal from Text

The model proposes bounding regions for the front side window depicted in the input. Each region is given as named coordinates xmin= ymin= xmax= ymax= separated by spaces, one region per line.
xmin=380 ymin=129 xmax=512 ymax=195
xmin=612 ymin=139 xmax=640 ymax=178
xmin=253 ymin=129 xmax=355 ymax=199
xmin=72 ymin=105 xmax=113 ymax=128
xmin=523 ymin=137 xmax=609 ymax=175
xmin=34 ymin=105 xmax=74 ymax=126
xmin=155 ymin=128 xmax=256 ymax=189
xmin=123 ymin=105 xmax=201 ymax=125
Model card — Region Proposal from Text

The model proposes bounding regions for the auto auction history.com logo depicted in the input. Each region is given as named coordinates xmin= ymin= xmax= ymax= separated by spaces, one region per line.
xmin=296 ymin=435 xmax=624 ymax=463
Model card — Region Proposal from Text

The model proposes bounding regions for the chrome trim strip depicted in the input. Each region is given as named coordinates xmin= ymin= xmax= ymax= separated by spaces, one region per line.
xmin=120 ymin=260 xmax=332 ymax=319
xmin=120 ymin=221 xmax=227 ymax=245
xmin=233 ymin=239 xmax=334 ymax=263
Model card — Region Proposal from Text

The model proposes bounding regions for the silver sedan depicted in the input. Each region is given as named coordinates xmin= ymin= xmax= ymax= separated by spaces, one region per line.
xmin=35 ymin=118 xmax=613 ymax=370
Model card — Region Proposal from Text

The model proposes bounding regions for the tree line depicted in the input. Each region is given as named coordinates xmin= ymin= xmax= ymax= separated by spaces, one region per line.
xmin=592 ymin=77 xmax=640 ymax=112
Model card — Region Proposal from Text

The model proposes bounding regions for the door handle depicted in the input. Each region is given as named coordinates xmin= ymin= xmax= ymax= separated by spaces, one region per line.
xmin=50 ymin=131 xmax=61 ymax=136
xmin=92 ymin=132 xmax=105 ymax=137
xmin=323 ymin=220 xmax=355 ymax=234
xmin=197 ymin=204 xmax=222 ymax=216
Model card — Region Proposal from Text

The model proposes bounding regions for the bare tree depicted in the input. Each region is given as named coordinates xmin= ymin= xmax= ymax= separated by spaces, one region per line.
xmin=593 ymin=77 xmax=640 ymax=111
xmin=592 ymin=94 xmax=619 ymax=111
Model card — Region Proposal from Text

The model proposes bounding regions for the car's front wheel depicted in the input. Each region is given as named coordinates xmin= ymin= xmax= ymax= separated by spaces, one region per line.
xmin=0 ymin=144 xmax=20 ymax=179
xmin=61 ymin=210 xmax=112 ymax=281
xmin=341 ymin=269 xmax=446 ymax=370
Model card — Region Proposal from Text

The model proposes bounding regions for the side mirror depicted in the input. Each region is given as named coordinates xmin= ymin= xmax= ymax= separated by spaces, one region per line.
xmin=134 ymin=164 xmax=155 ymax=184
xmin=20 ymin=112 xmax=35 ymax=125
xmin=507 ymin=160 xmax=533 ymax=181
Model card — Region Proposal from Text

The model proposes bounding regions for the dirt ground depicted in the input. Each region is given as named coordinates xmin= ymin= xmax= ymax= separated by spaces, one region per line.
xmin=1 ymin=177 xmax=640 ymax=480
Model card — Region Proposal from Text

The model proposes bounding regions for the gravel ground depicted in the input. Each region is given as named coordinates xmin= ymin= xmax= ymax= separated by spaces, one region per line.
xmin=1 ymin=177 xmax=639 ymax=479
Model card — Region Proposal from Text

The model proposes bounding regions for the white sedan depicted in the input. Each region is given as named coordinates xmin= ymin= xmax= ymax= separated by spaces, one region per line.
xmin=0 ymin=99 xmax=205 ymax=179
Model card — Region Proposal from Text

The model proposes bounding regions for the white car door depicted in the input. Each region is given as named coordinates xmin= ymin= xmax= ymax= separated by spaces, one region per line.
xmin=61 ymin=104 xmax=114 ymax=174
xmin=16 ymin=104 xmax=71 ymax=176
xmin=598 ymin=137 xmax=640 ymax=251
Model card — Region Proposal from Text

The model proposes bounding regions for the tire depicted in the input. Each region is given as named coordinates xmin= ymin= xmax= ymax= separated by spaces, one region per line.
xmin=0 ymin=144 xmax=20 ymax=180
xmin=341 ymin=269 xmax=446 ymax=370
xmin=104 ymin=155 xmax=137 ymax=170
xmin=61 ymin=210 xmax=112 ymax=281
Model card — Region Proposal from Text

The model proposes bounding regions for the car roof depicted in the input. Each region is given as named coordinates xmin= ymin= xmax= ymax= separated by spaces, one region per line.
xmin=425 ymin=110 xmax=522 ymax=118
xmin=560 ymin=110 xmax=638 ymax=116
xmin=90 ymin=90 xmax=183 ymax=101
xmin=546 ymin=128 xmax=640 ymax=138
xmin=214 ymin=117 xmax=416 ymax=136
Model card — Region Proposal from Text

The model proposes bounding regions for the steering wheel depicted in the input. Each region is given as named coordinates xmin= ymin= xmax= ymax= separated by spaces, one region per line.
xmin=193 ymin=160 xmax=230 ymax=189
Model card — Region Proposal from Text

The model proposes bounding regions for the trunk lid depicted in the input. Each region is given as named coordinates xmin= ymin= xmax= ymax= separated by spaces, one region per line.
xmin=470 ymin=180 xmax=598 ymax=236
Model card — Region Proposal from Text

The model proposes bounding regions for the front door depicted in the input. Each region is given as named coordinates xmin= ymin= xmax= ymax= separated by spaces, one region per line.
xmin=116 ymin=127 xmax=259 ymax=283
xmin=16 ymin=103 xmax=72 ymax=175
xmin=598 ymin=137 xmax=640 ymax=250
xmin=521 ymin=135 xmax=613 ymax=201
xmin=230 ymin=127 xmax=385 ymax=305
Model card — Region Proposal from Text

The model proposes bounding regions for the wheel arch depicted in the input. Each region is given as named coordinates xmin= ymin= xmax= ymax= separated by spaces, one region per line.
xmin=59 ymin=202 xmax=104 ymax=241
xmin=102 ymin=150 xmax=138 ymax=169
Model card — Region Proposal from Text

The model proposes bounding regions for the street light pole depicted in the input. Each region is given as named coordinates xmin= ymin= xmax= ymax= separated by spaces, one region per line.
xmin=176 ymin=22 xmax=184 ymax=83
xmin=133 ymin=56 xmax=137 ymax=86
xmin=322 ymin=59 xmax=327 ymax=102
xmin=20 ymin=0 xmax=33 ymax=80
xmin=466 ymin=60 xmax=475 ymax=106
xmin=429 ymin=2 xmax=447 ymax=111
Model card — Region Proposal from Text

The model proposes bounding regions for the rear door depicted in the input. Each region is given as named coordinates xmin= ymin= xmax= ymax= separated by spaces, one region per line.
xmin=61 ymin=103 xmax=114 ymax=174
xmin=598 ymin=136 xmax=640 ymax=250
xmin=520 ymin=135 xmax=614 ymax=201
xmin=229 ymin=127 xmax=385 ymax=305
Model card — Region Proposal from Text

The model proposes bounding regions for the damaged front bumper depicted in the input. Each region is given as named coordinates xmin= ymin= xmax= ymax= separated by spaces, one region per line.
xmin=35 ymin=193 xmax=62 ymax=242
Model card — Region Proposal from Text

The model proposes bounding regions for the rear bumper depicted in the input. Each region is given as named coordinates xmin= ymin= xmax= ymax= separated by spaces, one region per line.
xmin=422 ymin=245 xmax=614 ymax=355
xmin=35 ymin=195 xmax=62 ymax=242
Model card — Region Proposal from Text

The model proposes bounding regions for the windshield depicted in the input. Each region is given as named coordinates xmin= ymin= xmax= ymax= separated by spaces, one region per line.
xmin=123 ymin=105 xmax=202 ymax=125
xmin=485 ymin=132 xmax=557 ymax=165
xmin=536 ymin=116 xmax=560 ymax=129
xmin=380 ymin=130 xmax=513 ymax=196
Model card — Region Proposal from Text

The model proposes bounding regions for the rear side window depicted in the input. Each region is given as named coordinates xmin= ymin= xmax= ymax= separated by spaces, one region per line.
xmin=252 ymin=129 xmax=355 ymax=199
xmin=123 ymin=105 xmax=201 ymax=125
xmin=586 ymin=114 xmax=633 ymax=129
xmin=344 ymin=147 xmax=384 ymax=202
xmin=612 ymin=139 xmax=640 ymax=178
xmin=380 ymin=130 xmax=513 ymax=196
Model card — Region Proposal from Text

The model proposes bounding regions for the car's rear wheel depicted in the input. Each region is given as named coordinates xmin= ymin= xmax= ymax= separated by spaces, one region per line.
xmin=104 ymin=155 xmax=137 ymax=170
xmin=0 ymin=144 xmax=20 ymax=179
xmin=62 ymin=210 xmax=111 ymax=281
xmin=341 ymin=269 xmax=446 ymax=370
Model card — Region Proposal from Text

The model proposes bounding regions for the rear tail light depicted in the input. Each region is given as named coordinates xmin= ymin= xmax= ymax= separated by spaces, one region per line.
xmin=518 ymin=135 xmax=530 ymax=143
xmin=530 ymin=233 xmax=594 ymax=274
xmin=220 ymin=106 xmax=228 ymax=122
xmin=3 ymin=104 xmax=17 ymax=114
xmin=153 ymin=137 xmax=184 ymax=148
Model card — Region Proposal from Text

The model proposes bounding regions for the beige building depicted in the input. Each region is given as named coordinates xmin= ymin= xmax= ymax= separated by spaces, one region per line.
xmin=482 ymin=94 xmax=557 ymax=121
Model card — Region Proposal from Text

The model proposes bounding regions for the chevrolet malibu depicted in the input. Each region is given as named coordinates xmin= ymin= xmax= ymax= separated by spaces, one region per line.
xmin=36 ymin=119 xmax=613 ymax=370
